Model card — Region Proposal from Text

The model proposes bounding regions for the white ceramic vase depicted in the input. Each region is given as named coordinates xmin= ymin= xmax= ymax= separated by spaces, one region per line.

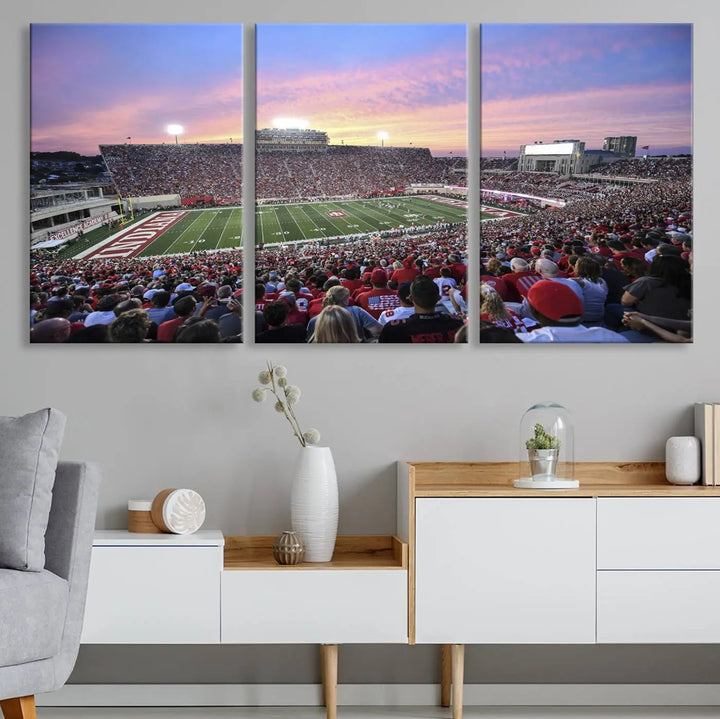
xmin=665 ymin=436 xmax=701 ymax=485
xmin=291 ymin=446 xmax=338 ymax=562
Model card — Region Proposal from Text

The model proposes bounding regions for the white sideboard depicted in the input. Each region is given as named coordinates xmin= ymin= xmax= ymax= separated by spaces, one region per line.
xmin=81 ymin=532 xmax=407 ymax=719
xmin=399 ymin=461 xmax=720 ymax=719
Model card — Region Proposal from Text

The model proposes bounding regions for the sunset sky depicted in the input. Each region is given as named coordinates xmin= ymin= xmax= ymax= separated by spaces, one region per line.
xmin=482 ymin=24 xmax=692 ymax=157
xmin=257 ymin=24 xmax=467 ymax=157
xmin=31 ymin=24 xmax=243 ymax=155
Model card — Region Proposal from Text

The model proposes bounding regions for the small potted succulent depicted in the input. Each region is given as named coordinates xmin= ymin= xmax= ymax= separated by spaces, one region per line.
xmin=525 ymin=423 xmax=561 ymax=479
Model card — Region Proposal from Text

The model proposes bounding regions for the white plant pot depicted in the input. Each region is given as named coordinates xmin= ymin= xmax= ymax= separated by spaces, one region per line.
xmin=291 ymin=446 xmax=338 ymax=562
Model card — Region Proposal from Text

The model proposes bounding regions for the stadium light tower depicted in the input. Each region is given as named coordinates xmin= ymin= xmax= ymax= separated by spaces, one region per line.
xmin=166 ymin=124 xmax=183 ymax=145
xmin=378 ymin=131 xmax=389 ymax=147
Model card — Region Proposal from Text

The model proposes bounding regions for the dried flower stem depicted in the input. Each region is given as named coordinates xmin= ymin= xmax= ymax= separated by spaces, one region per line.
xmin=268 ymin=361 xmax=307 ymax=447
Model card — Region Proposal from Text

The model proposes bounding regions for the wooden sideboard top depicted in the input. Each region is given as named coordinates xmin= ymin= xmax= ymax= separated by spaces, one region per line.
xmin=224 ymin=535 xmax=407 ymax=570
xmin=404 ymin=462 xmax=720 ymax=497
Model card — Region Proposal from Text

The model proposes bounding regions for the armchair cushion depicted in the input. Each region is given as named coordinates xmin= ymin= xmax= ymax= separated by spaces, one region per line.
xmin=0 ymin=408 xmax=66 ymax=571
xmin=0 ymin=568 xmax=69 ymax=667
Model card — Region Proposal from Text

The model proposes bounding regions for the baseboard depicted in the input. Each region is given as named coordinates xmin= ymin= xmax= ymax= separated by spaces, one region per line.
xmin=37 ymin=684 xmax=720 ymax=707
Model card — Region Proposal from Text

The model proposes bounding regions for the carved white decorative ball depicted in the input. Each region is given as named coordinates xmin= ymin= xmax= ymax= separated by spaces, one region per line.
xmin=160 ymin=489 xmax=206 ymax=534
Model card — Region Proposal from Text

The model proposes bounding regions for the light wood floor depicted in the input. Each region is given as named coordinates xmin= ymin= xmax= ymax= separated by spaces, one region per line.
xmin=36 ymin=708 xmax=720 ymax=719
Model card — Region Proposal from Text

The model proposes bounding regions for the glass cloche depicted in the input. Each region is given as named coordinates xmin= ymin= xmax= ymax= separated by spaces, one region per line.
xmin=515 ymin=402 xmax=577 ymax=489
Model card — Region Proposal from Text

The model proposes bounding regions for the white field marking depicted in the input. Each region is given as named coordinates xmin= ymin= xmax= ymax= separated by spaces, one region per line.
xmin=295 ymin=203 xmax=328 ymax=237
xmin=213 ymin=209 xmax=235 ymax=250
xmin=326 ymin=201 xmax=377 ymax=234
xmin=163 ymin=210 xmax=218 ymax=255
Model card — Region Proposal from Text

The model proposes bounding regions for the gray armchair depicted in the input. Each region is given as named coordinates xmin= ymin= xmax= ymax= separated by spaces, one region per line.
xmin=0 ymin=462 xmax=101 ymax=719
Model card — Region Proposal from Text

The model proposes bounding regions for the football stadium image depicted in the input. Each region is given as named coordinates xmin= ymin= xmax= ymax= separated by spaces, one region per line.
xmin=30 ymin=24 xmax=246 ymax=344
xmin=253 ymin=23 xmax=469 ymax=345
xmin=479 ymin=23 xmax=693 ymax=344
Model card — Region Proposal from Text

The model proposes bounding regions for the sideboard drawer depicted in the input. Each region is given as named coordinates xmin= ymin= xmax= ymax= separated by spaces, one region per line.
xmin=221 ymin=569 xmax=407 ymax=644
xmin=82 ymin=545 xmax=222 ymax=643
xmin=597 ymin=570 xmax=720 ymax=642
xmin=597 ymin=498 xmax=720 ymax=569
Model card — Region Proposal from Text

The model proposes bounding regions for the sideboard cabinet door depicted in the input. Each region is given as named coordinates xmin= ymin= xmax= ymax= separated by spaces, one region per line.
xmin=415 ymin=498 xmax=596 ymax=644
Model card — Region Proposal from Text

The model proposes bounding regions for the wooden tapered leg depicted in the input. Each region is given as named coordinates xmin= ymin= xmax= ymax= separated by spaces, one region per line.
xmin=321 ymin=644 xmax=338 ymax=719
xmin=1 ymin=696 xmax=37 ymax=719
xmin=440 ymin=644 xmax=452 ymax=707
xmin=451 ymin=644 xmax=464 ymax=719
xmin=320 ymin=644 xmax=327 ymax=707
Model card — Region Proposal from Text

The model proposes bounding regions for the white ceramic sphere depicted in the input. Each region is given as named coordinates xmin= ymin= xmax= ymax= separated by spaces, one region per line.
xmin=665 ymin=436 xmax=701 ymax=485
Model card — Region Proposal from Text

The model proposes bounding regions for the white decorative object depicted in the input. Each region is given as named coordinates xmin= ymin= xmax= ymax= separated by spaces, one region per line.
xmin=291 ymin=446 xmax=338 ymax=562
xmin=665 ymin=436 xmax=701 ymax=485
xmin=151 ymin=488 xmax=206 ymax=534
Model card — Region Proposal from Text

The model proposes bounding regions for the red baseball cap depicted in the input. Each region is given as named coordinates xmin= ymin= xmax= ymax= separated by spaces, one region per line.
xmin=371 ymin=268 xmax=387 ymax=285
xmin=527 ymin=280 xmax=582 ymax=323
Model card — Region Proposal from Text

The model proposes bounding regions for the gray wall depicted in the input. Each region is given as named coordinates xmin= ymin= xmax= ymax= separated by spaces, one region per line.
xmin=5 ymin=0 xmax=720 ymax=687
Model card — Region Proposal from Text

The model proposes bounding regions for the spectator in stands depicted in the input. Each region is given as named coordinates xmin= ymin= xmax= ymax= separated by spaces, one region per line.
xmin=157 ymin=295 xmax=197 ymax=342
xmin=572 ymin=257 xmax=608 ymax=326
xmin=30 ymin=318 xmax=72 ymax=343
xmin=109 ymin=309 xmax=152 ymax=343
xmin=176 ymin=317 xmax=221 ymax=343
xmin=310 ymin=306 xmax=362 ymax=343
xmin=306 ymin=285 xmax=380 ymax=341
xmin=356 ymin=268 xmax=400 ymax=320
xmin=518 ymin=281 xmax=628 ymax=343
xmin=379 ymin=276 xmax=463 ymax=343
xmin=146 ymin=291 xmax=174 ymax=325
xmin=256 ymin=301 xmax=306 ymax=343
xmin=378 ymin=281 xmax=415 ymax=326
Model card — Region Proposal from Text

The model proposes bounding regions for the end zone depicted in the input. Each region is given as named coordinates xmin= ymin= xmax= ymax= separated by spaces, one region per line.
xmin=74 ymin=211 xmax=189 ymax=260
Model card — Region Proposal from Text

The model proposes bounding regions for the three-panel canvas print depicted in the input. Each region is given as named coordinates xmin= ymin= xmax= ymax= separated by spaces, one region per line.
xmin=29 ymin=23 xmax=692 ymax=344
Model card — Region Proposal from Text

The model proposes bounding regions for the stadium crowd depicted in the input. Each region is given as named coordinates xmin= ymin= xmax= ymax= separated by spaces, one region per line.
xmin=100 ymin=144 xmax=244 ymax=204
xmin=30 ymin=249 xmax=245 ymax=343
xmin=257 ymin=147 xmax=465 ymax=201
xmin=479 ymin=174 xmax=692 ymax=343
xmin=254 ymin=226 xmax=468 ymax=343
xmin=100 ymin=143 xmax=466 ymax=205
xmin=29 ymin=223 xmax=469 ymax=343
xmin=590 ymin=156 xmax=692 ymax=180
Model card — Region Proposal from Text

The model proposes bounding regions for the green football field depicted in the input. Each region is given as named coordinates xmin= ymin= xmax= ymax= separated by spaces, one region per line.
xmin=137 ymin=207 xmax=244 ymax=257
xmin=69 ymin=196 xmax=468 ymax=259
xmin=255 ymin=196 xmax=467 ymax=246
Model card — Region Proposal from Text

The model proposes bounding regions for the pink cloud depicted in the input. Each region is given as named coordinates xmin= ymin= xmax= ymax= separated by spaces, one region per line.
xmin=258 ymin=48 xmax=466 ymax=152
xmin=32 ymin=79 xmax=243 ymax=154
xmin=482 ymin=83 xmax=691 ymax=155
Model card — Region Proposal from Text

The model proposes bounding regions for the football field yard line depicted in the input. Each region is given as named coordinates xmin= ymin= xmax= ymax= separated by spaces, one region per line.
xmin=258 ymin=206 xmax=287 ymax=245
xmin=143 ymin=210 xmax=208 ymax=256
xmin=185 ymin=211 xmax=225 ymax=254
xmin=255 ymin=196 xmax=469 ymax=246
xmin=164 ymin=211 xmax=213 ymax=255
xmin=355 ymin=201 xmax=405 ymax=227
xmin=302 ymin=203 xmax=349 ymax=236
xmin=214 ymin=209 xmax=235 ymax=250
xmin=326 ymin=201 xmax=377 ymax=234
xmin=339 ymin=202 xmax=395 ymax=231
xmin=295 ymin=203 xmax=330 ymax=238
xmin=356 ymin=200 xmax=416 ymax=228
xmin=284 ymin=205 xmax=315 ymax=242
